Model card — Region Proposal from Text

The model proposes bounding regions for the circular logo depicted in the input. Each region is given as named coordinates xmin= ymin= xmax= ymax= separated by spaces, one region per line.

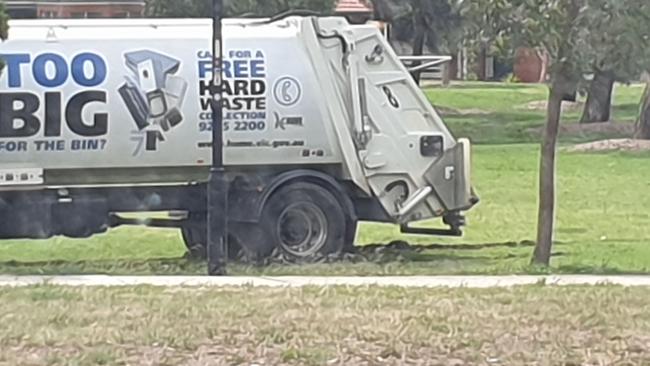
xmin=273 ymin=76 xmax=302 ymax=107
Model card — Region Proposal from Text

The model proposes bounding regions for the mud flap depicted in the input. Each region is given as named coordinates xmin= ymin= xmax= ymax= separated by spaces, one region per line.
xmin=424 ymin=138 xmax=473 ymax=211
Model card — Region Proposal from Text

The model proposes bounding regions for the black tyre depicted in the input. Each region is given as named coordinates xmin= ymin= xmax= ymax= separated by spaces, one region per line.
xmin=181 ymin=223 xmax=243 ymax=261
xmin=344 ymin=218 xmax=358 ymax=253
xmin=181 ymin=226 xmax=208 ymax=260
xmin=262 ymin=182 xmax=347 ymax=262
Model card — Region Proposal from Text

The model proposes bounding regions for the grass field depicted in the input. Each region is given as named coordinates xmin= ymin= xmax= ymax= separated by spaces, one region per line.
xmin=2 ymin=285 xmax=650 ymax=365
xmin=2 ymin=83 xmax=648 ymax=366
xmin=427 ymin=82 xmax=644 ymax=144
xmin=0 ymin=82 xmax=647 ymax=276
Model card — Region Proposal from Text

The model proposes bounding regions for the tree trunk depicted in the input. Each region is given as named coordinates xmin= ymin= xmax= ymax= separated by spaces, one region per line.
xmin=533 ymin=0 xmax=582 ymax=267
xmin=580 ymin=70 xmax=615 ymax=124
xmin=532 ymin=76 xmax=569 ymax=266
xmin=410 ymin=22 xmax=426 ymax=85
xmin=477 ymin=42 xmax=488 ymax=81
xmin=442 ymin=62 xmax=451 ymax=87
xmin=635 ymin=82 xmax=650 ymax=139
xmin=535 ymin=48 xmax=548 ymax=83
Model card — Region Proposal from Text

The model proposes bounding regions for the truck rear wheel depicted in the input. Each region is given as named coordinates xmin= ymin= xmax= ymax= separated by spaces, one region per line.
xmin=262 ymin=182 xmax=346 ymax=262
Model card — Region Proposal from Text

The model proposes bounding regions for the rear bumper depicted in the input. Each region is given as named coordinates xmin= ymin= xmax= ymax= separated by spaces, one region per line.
xmin=423 ymin=138 xmax=479 ymax=213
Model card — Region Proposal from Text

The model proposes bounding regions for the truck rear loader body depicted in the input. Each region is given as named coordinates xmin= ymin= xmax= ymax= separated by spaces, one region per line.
xmin=0 ymin=16 xmax=478 ymax=261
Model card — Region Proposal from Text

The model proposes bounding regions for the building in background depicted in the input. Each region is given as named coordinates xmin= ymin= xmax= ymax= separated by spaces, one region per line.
xmin=5 ymin=0 xmax=145 ymax=19
xmin=335 ymin=0 xmax=373 ymax=24
xmin=513 ymin=48 xmax=549 ymax=83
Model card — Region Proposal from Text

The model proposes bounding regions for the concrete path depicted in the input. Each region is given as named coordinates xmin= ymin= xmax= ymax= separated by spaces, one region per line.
xmin=2 ymin=275 xmax=650 ymax=288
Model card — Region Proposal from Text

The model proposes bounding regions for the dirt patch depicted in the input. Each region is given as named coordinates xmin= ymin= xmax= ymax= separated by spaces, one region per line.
xmin=567 ymin=138 xmax=650 ymax=153
xmin=527 ymin=121 xmax=636 ymax=139
xmin=527 ymin=99 xmax=585 ymax=112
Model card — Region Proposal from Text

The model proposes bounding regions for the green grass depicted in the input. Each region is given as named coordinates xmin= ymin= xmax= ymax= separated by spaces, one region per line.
xmin=2 ymin=285 xmax=650 ymax=365
xmin=426 ymin=82 xmax=644 ymax=144
xmin=1 ymin=143 xmax=649 ymax=276
xmin=0 ymin=82 xmax=646 ymax=276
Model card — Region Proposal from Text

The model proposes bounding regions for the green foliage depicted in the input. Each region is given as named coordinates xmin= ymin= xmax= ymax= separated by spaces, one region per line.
xmin=465 ymin=0 xmax=650 ymax=86
xmin=372 ymin=0 xmax=464 ymax=53
xmin=0 ymin=2 xmax=8 ymax=41
xmin=144 ymin=0 xmax=209 ymax=17
xmin=145 ymin=0 xmax=336 ymax=18
xmin=0 ymin=1 xmax=8 ymax=74
xmin=460 ymin=0 xmax=514 ymax=56
xmin=583 ymin=1 xmax=650 ymax=83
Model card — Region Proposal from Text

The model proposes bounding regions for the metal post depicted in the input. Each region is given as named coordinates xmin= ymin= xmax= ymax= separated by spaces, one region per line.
xmin=207 ymin=0 xmax=228 ymax=276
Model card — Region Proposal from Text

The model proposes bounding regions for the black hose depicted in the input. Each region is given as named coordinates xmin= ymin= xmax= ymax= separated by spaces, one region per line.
xmin=241 ymin=9 xmax=322 ymax=24
xmin=238 ymin=11 xmax=349 ymax=65
xmin=267 ymin=9 xmax=321 ymax=22
xmin=310 ymin=17 xmax=348 ymax=56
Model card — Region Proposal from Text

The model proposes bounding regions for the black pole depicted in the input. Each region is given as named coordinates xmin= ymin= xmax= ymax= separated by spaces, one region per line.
xmin=207 ymin=0 xmax=228 ymax=276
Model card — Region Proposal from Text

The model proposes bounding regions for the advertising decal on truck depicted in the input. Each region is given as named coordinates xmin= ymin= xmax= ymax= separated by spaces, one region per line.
xmin=197 ymin=49 xmax=268 ymax=136
xmin=119 ymin=50 xmax=188 ymax=156
xmin=0 ymin=48 xmax=279 ymax=157
xmin=0 ymin=20 xmax=349 ymax=169
xmin=0 ymin=52 xmax=109 ymax=153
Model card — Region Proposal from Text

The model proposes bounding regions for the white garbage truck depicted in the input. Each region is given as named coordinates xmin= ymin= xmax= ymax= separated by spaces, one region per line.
xmin=0 ymin=16 xmax=478 ymax=262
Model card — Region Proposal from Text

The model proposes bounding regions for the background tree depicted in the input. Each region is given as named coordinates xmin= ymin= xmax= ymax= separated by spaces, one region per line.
xmin=466 ymin=0 xmax=650 ymax=266
xmin=145 ymin=0 xmax=208 ymax=17
xmin=636 ymin=76 xmax=650 ymax=139
xmin=0 ymin=1 xmax=8 ymax=73
xmin=372 ymin=0 xmax=463 ymax=84
xmin=0 ymin=2 xmax=8 ymax=41
xmin=460 ymin=0 xmax=517 ymax=81
xmin=512 ymin=0 xmax=583 ymax=266
xmin=145 ymin=0 xmax=336 ymax=18
xmin=579 ymin=2 xmax=650 ymax=124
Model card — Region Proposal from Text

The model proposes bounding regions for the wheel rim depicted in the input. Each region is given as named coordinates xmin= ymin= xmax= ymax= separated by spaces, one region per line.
xmin=276 ymin=201 xmax=328 ymax=257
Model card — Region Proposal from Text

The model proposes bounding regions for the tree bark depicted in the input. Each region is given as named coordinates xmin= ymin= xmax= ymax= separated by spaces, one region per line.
xmin=410 ymin=20 xmax=426 ymax=85
xmin=635 ymin=82 xmax=650 ymax=139
xmin=442 ymin=62 xmax=451 ymax=87
xmin=535 ymin=48 xmax=548 ymax=83
xmin=532 ymin=76 xmax=569 ymax=266
xmin=580 ymin=70 xmax=615 ymax=124
xmin=532 ymin=0 xmax=581 ymax=267
xmin=477 ymin=42 xmax=488 ymax=81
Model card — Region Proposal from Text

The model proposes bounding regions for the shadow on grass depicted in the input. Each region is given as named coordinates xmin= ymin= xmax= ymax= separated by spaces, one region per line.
xmin=614 ymin=103 xmax=641 ymax=117
xmin=0 ymin=257 xmax=206 ymax=276
xmin=0 ymin=241 xmax=626 ymax=277
xmin=441 ymin=111 xmax=542 ymax=122
xmin=427 ymin=83 xmax=540 ymax=91
xmin=356 ymin=241 xmax=566 ymax=266
xmin=0 ymin=253 xmax=496 ymax=276
xmin=0 ymin=241 xmax=532 ymax=276
xmin=359 ymin=240 xmax=535 ymax=253
xmin=554 ymin=264 xmax=650 ymax=276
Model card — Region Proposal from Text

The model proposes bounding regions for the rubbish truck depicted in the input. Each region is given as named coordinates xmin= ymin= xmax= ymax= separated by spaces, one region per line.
xmin=0 ymin=16 xmax=478 ymax=262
